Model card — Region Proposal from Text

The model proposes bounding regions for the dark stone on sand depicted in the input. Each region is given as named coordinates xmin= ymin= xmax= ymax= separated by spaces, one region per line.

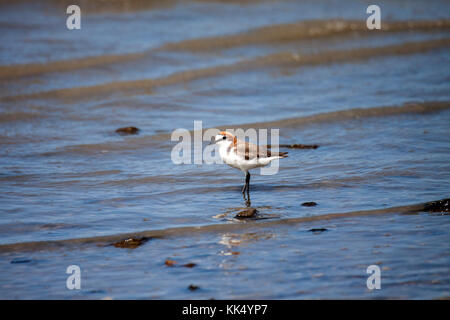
xmin=309 ymin=228 xmax=328 ymax=233
xmin=235 ymin=208 xmax=259 ymax=219
xmin=88 ymin=290 xmax=107 ymax=294
xmin=423 ymin=199 xmax=449 ymax=213
xmin=115 ymin=126 xmax=140 ymax=135
xmin=267 ymin=144 xmax=319 ymax=150
xmin=281 ymin=144 xmax=319 ymax=149
xmin=302 ymin=202 xmax=317 ymax=207
xmin=11 ymin=258 xmax=32 ymax=264
xmin=113 ymin=237 xmax=150 ymax=249
xmin=188 ymin=284 xmax=199 ymax=291
xmin=183 ymin=263 xmax=197 ymax=268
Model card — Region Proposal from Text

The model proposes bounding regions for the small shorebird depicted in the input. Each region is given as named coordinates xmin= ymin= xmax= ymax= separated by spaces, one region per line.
xmin=213 ymin=131 xmax=288 ymax=205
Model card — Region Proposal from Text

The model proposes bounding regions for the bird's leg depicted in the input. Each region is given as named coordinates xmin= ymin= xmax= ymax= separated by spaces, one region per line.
xmin=242 ymin=173 xmax=248 ymax=200
xmin=246 ymin=172 xmax=250 ymax=197
xmin=245 ymin=172 xmax=251 ymax=207
xmin=242 ymin=179 xmax=247 ymax=197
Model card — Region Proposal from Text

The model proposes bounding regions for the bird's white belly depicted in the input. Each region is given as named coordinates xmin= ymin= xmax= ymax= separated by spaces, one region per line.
xmin=219 ymin=145 xmax=274 ymax=172
xmin=219 ymin=148 xmax=241 ymax=169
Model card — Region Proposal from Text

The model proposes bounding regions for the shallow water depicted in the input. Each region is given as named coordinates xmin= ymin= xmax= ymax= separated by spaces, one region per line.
xmin=0 ymin=0 xmax=449 ymax=299
xmin=1 ymin=211 xmax=449 ymax=299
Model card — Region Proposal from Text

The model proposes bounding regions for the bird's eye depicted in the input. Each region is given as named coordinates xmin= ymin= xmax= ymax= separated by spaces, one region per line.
xmin=222 ymin=136 xmax=226 ymax=140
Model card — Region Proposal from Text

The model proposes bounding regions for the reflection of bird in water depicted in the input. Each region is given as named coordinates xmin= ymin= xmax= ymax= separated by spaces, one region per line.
xmin=218 ymin=232 xmax=275 ymax=248
xmin=213 ymin=131 xmax=288 ymax=206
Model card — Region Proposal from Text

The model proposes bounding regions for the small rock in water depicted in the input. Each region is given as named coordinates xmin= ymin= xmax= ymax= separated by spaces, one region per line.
xmin=302 ymin=202 xmax=317 ymax=207
xmin=113 ymin=237 xmax=150 ymax=249
xmin=269 ymin=144 xmax=319 ymax=149
xmin=235 ymin=208 xmax=259 ymax=219
xmin=423 ymin=199 xmax=449 ymax=213
xmin=188 ymin=284 xmax=199 ymax=291
xmin=183 ymin=263 xmax=197 ymax=268
xmin=308 ymin=228 xmax=328 ymax=234
xmin=115 ymin=126 xmax=140 ymax=135
xmin=284 ymin=144 xmax=319 ymax=149
xmin=11 ymin=258 xmax=32 ymax=264
xmin=165 ymin=259 xmax=176 ymax=267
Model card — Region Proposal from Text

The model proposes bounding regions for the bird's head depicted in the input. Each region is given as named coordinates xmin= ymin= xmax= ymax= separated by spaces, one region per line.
xmin=214 ymin=131 xmax=236 ymax=146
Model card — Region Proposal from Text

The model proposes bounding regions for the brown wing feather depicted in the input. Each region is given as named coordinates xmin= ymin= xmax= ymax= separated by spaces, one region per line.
xmin=235 ymin=141 xmax=288 ymax=159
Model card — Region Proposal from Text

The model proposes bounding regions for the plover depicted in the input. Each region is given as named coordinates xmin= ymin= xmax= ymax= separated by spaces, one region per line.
xmin=213 ymin=131 xmax=288 ymax=205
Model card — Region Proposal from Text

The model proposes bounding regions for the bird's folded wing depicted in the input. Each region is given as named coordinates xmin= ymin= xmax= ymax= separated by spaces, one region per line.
xmin=235 ymin=141 xmax=272 ymax=160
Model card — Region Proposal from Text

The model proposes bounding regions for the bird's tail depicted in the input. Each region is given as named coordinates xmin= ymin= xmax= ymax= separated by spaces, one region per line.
xmin=276 ymin=152 xmax=288 ymax=158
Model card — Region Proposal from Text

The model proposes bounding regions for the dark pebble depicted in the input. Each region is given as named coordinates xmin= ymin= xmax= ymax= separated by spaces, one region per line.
xmin=283 ymin=144 xmax=319 ymax=149
xmin=423 ymin=198 xmax=449 ymax=213
xmin=113 ymin=237 xmax=150 ymax=249
xmin=11 ymin=258 xmax=32 ymax=264
xmin=235 ymin=208 xmax=259 ymax=219
xmin=88 ymin=290 xmax=106 ymax=294
xmin=183 ymin=263 xmax=197 ymax=268
xmin=309 ymin=228 xmax=328 ymax=233
xmin=302 ymin=202 xmax=317 ymax=207
xmin=188 ymin=284 xmax=199 ymax=291
xmin=115 ymin=126 xmax=140 ymax=135
xmin=267 ymin=144 xmax=319 ymax=149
